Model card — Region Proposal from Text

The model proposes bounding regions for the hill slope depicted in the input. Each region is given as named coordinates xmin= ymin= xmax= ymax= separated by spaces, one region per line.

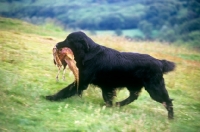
xmin=0 ymin=17 xmax=200 ymax=131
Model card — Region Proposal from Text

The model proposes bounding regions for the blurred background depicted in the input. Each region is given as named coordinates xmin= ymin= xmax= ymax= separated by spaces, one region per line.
xmin=0 ymin=0 xmax=199 ymax=48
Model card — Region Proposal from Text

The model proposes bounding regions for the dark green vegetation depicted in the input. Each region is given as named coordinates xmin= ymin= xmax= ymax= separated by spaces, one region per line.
xmin=0 ymin=0 xmax=200 ymax=48
xmin=0 ymin=17 xmax=200 ymax=131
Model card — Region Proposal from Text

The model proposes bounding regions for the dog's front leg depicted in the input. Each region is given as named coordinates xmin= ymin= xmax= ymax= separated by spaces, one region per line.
xmin=101 ymin=88 xmax=116 ymax=107
xmin=46 ymin=82 xmax=77 ymax=101
xmin=76 ymin=70 xmax=93 ymax=96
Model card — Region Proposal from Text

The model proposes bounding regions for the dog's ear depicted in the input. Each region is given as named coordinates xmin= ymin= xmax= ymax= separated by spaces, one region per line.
xmin=80 ymin=38 xmax=89 ymax=52
xmin=67 ymin=31 xmax=90 ymax=52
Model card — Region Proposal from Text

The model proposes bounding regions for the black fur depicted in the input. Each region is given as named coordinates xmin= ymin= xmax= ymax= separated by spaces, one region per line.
xmin=46 ymin=31 xmax=176 ymax=119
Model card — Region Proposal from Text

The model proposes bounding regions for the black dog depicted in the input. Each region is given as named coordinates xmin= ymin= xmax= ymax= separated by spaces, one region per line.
xmin=46 ymin=31 xmax=175 ymax=119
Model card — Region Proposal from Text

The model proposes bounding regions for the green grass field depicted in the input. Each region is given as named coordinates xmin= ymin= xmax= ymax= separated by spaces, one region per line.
xmin=0 ymin=17 xmax=200 ymax=132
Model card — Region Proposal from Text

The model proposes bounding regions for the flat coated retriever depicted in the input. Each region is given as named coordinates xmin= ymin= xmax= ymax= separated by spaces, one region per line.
xmin=46 ymin=31 xmax=175 ymax=119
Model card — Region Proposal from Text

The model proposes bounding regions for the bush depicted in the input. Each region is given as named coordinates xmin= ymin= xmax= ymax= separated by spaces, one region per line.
xmin=138 ymin=20 xmax=153 ymax=39
xmin=115 ymin=29 xmax=123 ymax=36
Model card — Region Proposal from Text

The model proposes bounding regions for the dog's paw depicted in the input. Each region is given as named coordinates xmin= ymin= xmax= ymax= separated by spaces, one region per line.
xmin=45 ymin=95 xmax=56 ymax=101
xmin=115 ymin=102 xmax=121 ymax=107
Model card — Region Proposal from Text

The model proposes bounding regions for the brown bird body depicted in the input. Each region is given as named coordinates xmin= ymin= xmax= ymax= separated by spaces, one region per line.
xmin=53 ymin=47 xmax=79 ymax=91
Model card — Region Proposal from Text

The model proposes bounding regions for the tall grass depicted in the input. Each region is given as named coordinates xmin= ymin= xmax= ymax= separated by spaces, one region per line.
xmin=0 ymin=17 xmax=200 ymax=132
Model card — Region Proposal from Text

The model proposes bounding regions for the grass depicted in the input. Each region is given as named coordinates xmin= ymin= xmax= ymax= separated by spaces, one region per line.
xmin=0 ymin=17 xmax=200 ymax=132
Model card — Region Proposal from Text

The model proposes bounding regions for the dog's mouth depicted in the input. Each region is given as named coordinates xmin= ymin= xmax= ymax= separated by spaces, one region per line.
xmin=53 ymin=47 xmax=79 ymax=91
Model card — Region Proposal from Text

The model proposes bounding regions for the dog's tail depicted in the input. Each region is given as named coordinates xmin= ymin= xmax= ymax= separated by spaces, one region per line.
xmin=161 ymin=60 xmax=176 ymax=74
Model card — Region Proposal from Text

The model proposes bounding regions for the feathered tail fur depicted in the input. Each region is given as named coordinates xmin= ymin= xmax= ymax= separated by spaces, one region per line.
xmin=161 ymin=60 xmax=176 ymax=74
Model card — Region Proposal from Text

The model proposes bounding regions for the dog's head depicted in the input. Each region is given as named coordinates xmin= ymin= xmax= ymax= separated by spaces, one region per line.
xmin=56 ymin=31 xmax=92 ymax=53
xmin=56 ymin=31 xmax=98 ymax=67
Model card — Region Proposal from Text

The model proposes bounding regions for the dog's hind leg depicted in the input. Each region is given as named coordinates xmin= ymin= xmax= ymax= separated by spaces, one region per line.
xmin=102 ymin=88 xmax=116 ymax=107
xmin=116 ymin=88 xmax=142 ymax=107
xmin=144 ymin=75 xmax=174 ymax=119
xmin=163 ymin=99 xmax=173 ymax=119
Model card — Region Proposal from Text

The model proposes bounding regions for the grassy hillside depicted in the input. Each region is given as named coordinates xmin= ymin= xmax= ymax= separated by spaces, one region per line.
xmin=0 ymin=17 xmax=200 ymax=132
